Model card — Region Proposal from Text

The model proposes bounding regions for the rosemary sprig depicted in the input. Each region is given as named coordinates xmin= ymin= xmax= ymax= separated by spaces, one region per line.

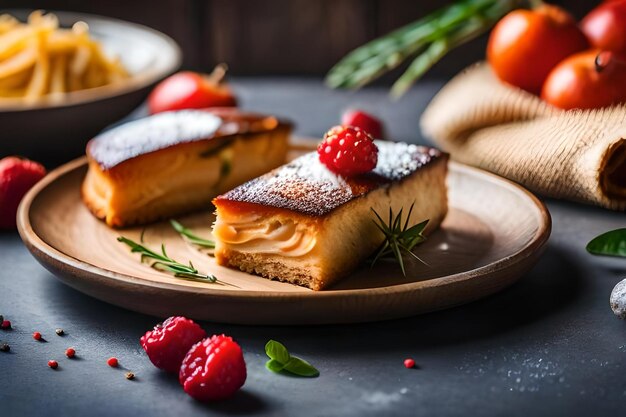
xmin=117 ymin=236 xmax=219 ymax=283
xmin=370 ymin=202 xmax=429 ymax=276
xmin=170 ymin=219 xmax=215 ymax=249
xmin=326 ymin=0 xmax=522 ymax=96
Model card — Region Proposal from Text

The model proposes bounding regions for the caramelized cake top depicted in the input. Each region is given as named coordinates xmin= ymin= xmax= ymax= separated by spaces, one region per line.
xmin=88 ymin=109 xmax=288 ymax=170
xmin=215 ymin=141 xmax=446 ymax=217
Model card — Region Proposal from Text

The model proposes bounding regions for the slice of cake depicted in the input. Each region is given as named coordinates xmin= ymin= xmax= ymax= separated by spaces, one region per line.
xmin=82 ymin=109 xmax=291 ymax=227
xmin=212 ymin=141 xmax=448 ymax=290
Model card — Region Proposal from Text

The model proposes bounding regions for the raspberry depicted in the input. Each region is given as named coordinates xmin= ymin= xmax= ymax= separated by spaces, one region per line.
xmin=179 ymin=335 xmax=246 ymax=402
xmin=140 ymin=316 xmax=207 ymax=373
xmin=341 ymin=109 xmax=384 ymax=139
xmin=318 ymin=126 xmax=378 ymax=176
xmin=0 ymin=156 xmax=46 ymax=229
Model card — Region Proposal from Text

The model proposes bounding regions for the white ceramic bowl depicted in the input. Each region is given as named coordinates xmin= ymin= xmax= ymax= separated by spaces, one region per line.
xmin=0 ymin=10 xmax=182 ymax=162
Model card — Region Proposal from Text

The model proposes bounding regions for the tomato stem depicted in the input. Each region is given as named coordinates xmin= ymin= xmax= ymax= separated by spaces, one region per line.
xmin=528 ymin=0 xmax=544 ymax=9
xmin=206 ymin=63 xmax=228 ymax=85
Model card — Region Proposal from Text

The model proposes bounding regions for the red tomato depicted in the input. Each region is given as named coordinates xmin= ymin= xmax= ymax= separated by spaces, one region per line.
xmin=541 ymin=50 xmax=626 ymax=109
xmin=487 ymin=4 xmax=588 ymax=94
xmin=148 ymin=69 xmax=237 ymax=114
xmin=582 ymin=0 xmax=626 ymax=57
xmin=341 ymin=109 xmax=384 ymax=139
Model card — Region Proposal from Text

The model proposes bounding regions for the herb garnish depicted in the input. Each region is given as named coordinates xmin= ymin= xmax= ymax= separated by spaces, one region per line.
xmin=370 ymin=202 xmax=429 ymax=276
xmin=326 ymin=0 xmax=518 ymax=97
xmin=170 ymin=219 xmax=215 ymax=249
xmin=265 ymin=340 xmax=319 ymax=377
xmin=117 ymin=236 xmax=219 ymax=283
xmin=586 ymin=229 xmax=626 ymax=258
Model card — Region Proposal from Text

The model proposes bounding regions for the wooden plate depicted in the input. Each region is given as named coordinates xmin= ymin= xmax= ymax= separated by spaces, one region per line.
xmin=17 ymin=152 xmax=550 ymax=325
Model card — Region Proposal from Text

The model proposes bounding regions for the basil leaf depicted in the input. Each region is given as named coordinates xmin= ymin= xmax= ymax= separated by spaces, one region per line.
xmin=265 ymin=359 xmax=286 ymax=373
xmin=283 ymin=357 xmax=319 ymax=377
xmin=265 ymin=340 xmax=290 ymax=364
xmin=586 ymin=229 xmax=626 ymax=258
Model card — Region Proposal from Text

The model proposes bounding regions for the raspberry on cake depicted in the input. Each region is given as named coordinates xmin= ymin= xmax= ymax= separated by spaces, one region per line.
xmin=212 ymin=141 xmax=449 ymax=291
xmin=317 ymin=125 xmax=378 ymax=176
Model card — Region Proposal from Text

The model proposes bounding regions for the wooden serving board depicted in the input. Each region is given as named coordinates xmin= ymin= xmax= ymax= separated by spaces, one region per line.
xmin=17 ymin=144 xmax=550 ymax=325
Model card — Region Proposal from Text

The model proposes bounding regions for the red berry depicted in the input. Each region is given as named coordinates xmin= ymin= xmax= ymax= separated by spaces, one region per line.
xmin=0 ymin=157 xmax=46 ymax=229
xmin=341 ymin=109 xmax=384 ymax=139
xmin=179 ymin=335 xmax=246 ymax=402
xmin=66 ymin=348 xmax=76 ymax=358
xmin=1 ymin=320 xmax=11 ymax=329
xmin=140 ymin=316 xmax=207 ymax=373
xmin=107 ymin=357 xmax=119 ymax=367
xmin=33 ymin=331 xmax=42 ymax=341
xmin=317 ymin=126 xmax=378 ymax=176
xmin=48 ymin=360 xmax=58 ymax=369
xmin=404 ymin=358 xmax=415 ymax=369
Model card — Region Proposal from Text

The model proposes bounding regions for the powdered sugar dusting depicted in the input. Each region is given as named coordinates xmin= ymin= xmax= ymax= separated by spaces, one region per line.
xmin=89 ymin=110 xmax=223 ymax=169
xmin=218 ymin=141 xmax=443 ymax=216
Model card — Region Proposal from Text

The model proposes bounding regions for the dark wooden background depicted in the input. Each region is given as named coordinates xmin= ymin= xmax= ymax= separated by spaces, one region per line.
xmin=2 ymin=0 xmax=598 ymax=78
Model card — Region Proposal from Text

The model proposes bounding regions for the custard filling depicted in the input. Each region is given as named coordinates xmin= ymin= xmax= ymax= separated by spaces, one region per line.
xmin=213 ymin=213 xmax=317 ymax=257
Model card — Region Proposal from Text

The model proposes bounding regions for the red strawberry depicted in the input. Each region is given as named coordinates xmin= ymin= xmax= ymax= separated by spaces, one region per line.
xmin=179 ymin=334 xmax=247 ymax=402
xmin=0 ymin=157 xmax=46 ymax=229
xmin=341 ymin=109 xmax=384 ymax=139
xmin=140 ymin=316 xmax=207 ymax=373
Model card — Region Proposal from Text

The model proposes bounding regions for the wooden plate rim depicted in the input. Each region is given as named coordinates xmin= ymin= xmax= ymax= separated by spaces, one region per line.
xmin=17 ymin=157 xmax=552 ymax=299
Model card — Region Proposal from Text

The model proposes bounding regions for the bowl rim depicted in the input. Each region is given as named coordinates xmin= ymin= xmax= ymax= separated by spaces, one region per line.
xmin=0 ymin=9 xmax=183 ymax=112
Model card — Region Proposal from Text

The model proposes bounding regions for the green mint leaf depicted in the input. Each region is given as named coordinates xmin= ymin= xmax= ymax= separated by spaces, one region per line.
xmin=283 ymin=357 xmax=320 ymax=377
xmin=586 ymin=229 xmax=626 ymax=258
xmin=265 ymin=359 xmax=286 ymax=373
xmin=265 ymin=340 xmax=290 ymax=364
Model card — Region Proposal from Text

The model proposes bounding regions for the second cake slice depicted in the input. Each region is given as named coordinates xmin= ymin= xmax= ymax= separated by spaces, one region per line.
xmin=212 ymin=141 xmax=448 ymax=290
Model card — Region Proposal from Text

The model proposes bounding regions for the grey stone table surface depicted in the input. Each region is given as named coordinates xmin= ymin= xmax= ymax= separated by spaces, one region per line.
xmin=1 ymin=79 xmax=625 ymax=417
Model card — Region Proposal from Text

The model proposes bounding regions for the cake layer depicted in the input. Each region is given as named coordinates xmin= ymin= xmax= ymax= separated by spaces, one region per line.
xmin=82 ymin=109 xmax=292 ymax=227
xmin=213 ymin=141 xmax=449 ymax=290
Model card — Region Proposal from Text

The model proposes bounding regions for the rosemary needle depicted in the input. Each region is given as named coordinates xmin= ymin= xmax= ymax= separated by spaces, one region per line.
xmin=170 ymin=219 xmax=216 ymax=249
xmin=370 ymin=202 xmax=429 ymax=276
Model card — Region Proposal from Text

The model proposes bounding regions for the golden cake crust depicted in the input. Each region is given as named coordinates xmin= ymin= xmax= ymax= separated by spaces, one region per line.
xmin=215 ymin=142 xmax=445 ymax=217
xmin=87 ymin=108 xmax=292 ymax=172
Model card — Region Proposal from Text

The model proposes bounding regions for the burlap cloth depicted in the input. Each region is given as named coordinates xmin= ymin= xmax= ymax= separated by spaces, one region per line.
xmin=421 ymin=62 xmax=626 ymax=211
